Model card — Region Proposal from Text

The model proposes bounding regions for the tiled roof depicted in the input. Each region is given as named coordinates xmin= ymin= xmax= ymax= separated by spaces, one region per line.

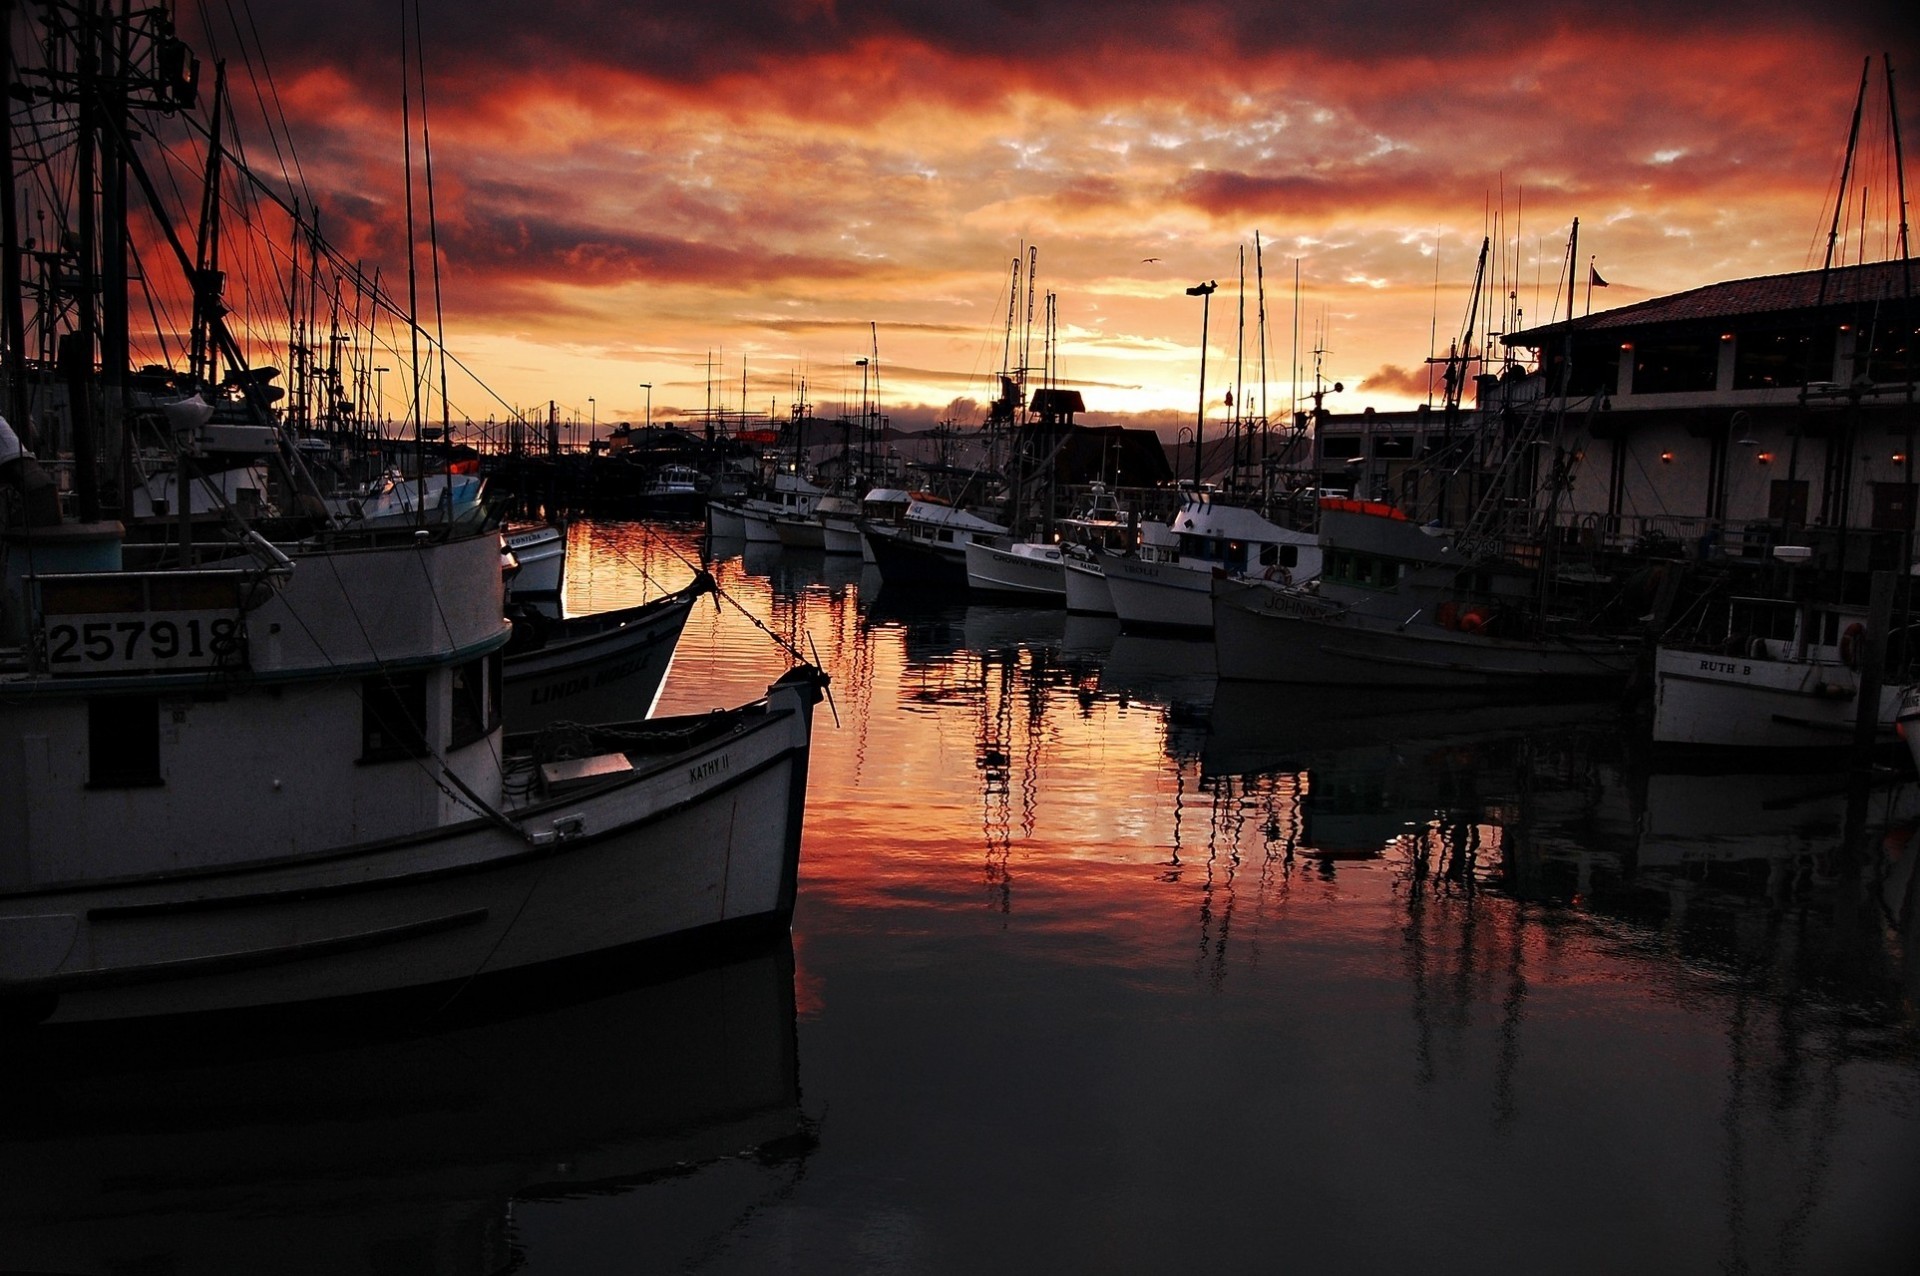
xmin=1505 ymin=257 xmax=1917 ymax=345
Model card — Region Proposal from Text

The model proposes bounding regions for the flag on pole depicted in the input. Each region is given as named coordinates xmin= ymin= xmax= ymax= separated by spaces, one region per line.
xmin=1589 ymin=265 xmax=1610 ymax=288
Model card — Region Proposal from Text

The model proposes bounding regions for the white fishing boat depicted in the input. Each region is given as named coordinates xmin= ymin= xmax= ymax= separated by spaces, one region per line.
xmin=1061 ymin=548 xmax=1114 ymax=615
xmin=705 ymin=497 xmax=748 ymax=538
xmin=502 ymin=573 xmax=713 ymax=730
xmin=963 ymin=537 xmax=1065 ymax=602
xmin=502 ymin=520 xmax=566 ymax=615
xmin=1654 ymin=583 xmax=1902 ymax=750
xmin=815 ymin=494 xmax=866 ymax=555
xmin=1101 ymin=490 xmax=1320 ymax=632
xmin=739 ymin=473 xmax=825 ymax=543
xmin=0 ymin=523 xmax=824 ymax=1024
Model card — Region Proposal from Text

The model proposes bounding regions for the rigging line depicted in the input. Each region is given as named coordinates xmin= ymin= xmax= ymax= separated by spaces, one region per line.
xmin=410 ymin=0 xmax=452 ymax=449
xmin=221 ymin=0 xmax=314 ymax=210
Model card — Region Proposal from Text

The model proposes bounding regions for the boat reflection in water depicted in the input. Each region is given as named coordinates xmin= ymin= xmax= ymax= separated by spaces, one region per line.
xmin=562 ymin=524 xmax=1917 ymax=1271
xmin=0 ymin=944 xmax=806 ymax=1275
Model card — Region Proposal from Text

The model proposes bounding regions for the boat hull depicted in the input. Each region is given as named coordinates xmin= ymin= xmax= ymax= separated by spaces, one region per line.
xmin=772 ymin=513 xmax=826 ymax=550
xmin=1212 ymin=577 xmax=1636 ymax=690
xmin=502 ymin=583 xmax=705 ymax=730
xmin=705 ymin=500 xmax=748 ymax=538
xmin=963 ymin=540 xmax=1065 ymax=603
xmin=1100 ymin=551 xmax=1213 ymax=632
xmin=0 ymin=675 xmax=822 ymax=1023
xmin=1653 ymin=644 xmax=1900 ymax=749
xmin=1062 ymin=554 xmax=1114 ymax=615
xmin=864 ymin=526 xmax=969 ymax=590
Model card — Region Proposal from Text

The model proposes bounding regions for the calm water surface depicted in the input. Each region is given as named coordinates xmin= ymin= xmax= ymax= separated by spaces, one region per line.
xmin=7 ymin=519 xmax=1919 ymax=1274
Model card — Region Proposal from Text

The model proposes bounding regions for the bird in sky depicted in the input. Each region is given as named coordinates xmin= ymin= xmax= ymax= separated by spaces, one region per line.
xmin=1141 ymin=257 xmax=1161 ymax=263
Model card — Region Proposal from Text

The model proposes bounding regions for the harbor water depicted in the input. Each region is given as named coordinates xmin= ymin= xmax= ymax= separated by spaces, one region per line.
xmin=6 ymin=519 xmax=1919 ymax=1274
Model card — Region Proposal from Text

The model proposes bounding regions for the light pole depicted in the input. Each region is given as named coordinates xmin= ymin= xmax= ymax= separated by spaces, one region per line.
xmin=639 ymin=383 xmax=652 ymax=432
xmin=374 ymin=365 xmax=389 ymax=429
xmin=588 ymin=397 xmax=596 ymax=451
xmin=1186 ymin=281 xmax=1216 ymax=486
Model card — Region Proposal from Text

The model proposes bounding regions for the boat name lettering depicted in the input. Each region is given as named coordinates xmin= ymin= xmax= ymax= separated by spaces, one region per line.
xmin=530 ymin=675 xmax=591 ymax=704
xmin=43 ymin=612 xmax=243 ymax=674
xmin=688 ymin=754 xmax=730 ymax=784
xmin=1696 ymin=658 xmax=1751 ymax=676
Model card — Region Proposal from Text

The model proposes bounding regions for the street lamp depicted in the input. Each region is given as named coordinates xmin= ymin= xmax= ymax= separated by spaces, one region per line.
xmin=639 ymin=383 xmax=652 ymax=432
xmin=588 ymin=397 xmax=596 ymax=450
xmin=1186 ymin=281 xmax=1216 ymax=486
xmin=373 ymin=365 xmax=390 ymax=429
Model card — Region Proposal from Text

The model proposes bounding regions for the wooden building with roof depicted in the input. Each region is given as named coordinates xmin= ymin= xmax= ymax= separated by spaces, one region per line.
xmin=1499 ymin=258 xmax=1917 ymax=561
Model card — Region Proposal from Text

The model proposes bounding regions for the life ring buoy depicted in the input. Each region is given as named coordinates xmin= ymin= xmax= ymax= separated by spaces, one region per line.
xmin=1458 ymin=607 xmax=1491 ymax=635
xmin=1840 ymin=622 xmax=1866 ymax=669
xmin=1436 ymin=601 xmax=1460 ymax=630
xmin=1262 ymin=564 xmax=1291 ymax=585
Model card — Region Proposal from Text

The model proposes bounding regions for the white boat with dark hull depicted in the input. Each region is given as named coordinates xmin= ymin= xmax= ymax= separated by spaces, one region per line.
xmin=1101 ymin=492 xmax=1320 ymax=633
xmin=863 ymin=499 xmax=1008 ymax=591
xmin=0 ymin=524 xmax=824 ymax=1025
xmin=503 ymin=572 xmax=714 ymax=730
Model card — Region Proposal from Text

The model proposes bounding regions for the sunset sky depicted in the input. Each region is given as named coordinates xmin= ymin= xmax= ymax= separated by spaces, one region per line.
xmin=177 ymin=1 xmax=1917 ymax=438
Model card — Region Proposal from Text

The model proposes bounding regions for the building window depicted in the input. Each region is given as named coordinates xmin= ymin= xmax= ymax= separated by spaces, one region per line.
xmin=88 ymin=695 xmax=162 ymax=787
xmin=1320 ymin=434 xmax=1364 ymax=461
xmin=362 ymin=672 xmax=429 ymax=762
xmin=1865 ymin=322 xmax=1916 ymax=385
xmin=1733 ymin=328 xmax=1827 ymax=390
xmin=1633 ymin=337 xmax=1719 ymax=394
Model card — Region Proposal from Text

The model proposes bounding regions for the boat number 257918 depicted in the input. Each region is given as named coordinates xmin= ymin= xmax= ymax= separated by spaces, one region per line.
xmin=43 ymin=613 xmax=242 ymax=672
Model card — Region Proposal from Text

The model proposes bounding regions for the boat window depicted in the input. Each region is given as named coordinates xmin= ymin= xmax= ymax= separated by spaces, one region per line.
xmin=361 ymin=673 xmax=430 ymax=762
xmin=88 ymin=695 xmax=161 ymax=788
xmin=450 ymin=654 xmax=498 ymax=750
xmin=1278 ymin=545 xmax=1299 ymax=568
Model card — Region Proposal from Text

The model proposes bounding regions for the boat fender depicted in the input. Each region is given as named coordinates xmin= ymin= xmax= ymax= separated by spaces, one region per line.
xmin=1436 ymin=601 xmax=1459 ymax=630
xmin=1748 ymin=636 xmax=1768 ymax=660
xmin=1841 ymin=622 xmax=1866 ymax=669
xmin=1458 ymin=606 xmax=1490 ymax=635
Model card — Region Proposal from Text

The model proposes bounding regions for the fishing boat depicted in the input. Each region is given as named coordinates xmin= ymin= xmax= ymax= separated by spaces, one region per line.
xmin=502 ymin=571 xmax=713 ymax=729
xmin=0 ymin=521 xmax=825 ymax=1024
xmin=863 ymin=498 xmax=1008 ymax=591
xmin=1210 ymin=499 xmax=1636 ymax=690
xmin=962 ymin=537 xmax=1065 ymax=602
xmin=1100 ymin=489 xmax=1320 ymax=632
xmin=502 ymin=520 xmax=566 ymax=616
xmin=1653 ymin=563 xmax=1907 ymax=750
xmin=0 ymin=6 xmax=826 ymax=1025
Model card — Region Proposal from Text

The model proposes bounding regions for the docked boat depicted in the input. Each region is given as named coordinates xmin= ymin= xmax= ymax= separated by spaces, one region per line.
xmin=963 ymin=537 xmax=1065 ymax=602
xmin=1101 ymin=490 xmax=1320 ymax=632
xmin=815 ymin=494 xmax=866 ymax=555
xmin=1212 ymin=573 xmax=1638 ymax=689
xmin=1654 ymin=579 xmax=1905 ymax=750
xmin=863 ymin=498 xmax=1008 ymax=591
xmin=502 ymin=520 xmax=566 ymax=616
xmin=503 ymin=572 xmax=714 ymax=730
xmin=739 ymin=473 xmax=826 ymax=543
xmin=0 ymin=518 xmax=824 ymax=1024
xmin=638 ymin=463 xmax=709 ymax=517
